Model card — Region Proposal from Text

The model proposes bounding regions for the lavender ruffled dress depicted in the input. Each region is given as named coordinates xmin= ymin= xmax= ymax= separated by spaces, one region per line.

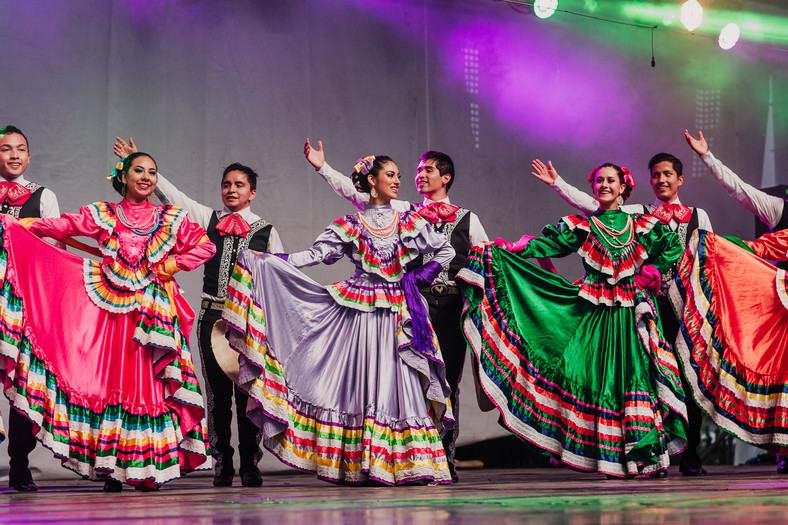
xmin=222 ymin=204 xmax=455 ymax=484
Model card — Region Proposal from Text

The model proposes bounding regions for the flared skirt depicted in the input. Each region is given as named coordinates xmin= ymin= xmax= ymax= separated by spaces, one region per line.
xmin=222 ymin=251 xmax=453 ymax=485
xmin=670 ymin=230 xmax=788 ymax=446
xmin=458 ymin=245 xmax=688 ymax=477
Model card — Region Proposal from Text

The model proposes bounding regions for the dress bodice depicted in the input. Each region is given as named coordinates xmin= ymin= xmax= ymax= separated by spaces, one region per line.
xmin=522 ymin=210 xmax=681 ymax=306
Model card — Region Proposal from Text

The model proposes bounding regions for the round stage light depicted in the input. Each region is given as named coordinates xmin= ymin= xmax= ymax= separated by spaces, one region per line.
xmin=680 ymin=0 xmax=703 ymax=32
xmin=534 ymin=0 xmax=558 ymax=20
xmin=718 ymin=23 xmax=740 ymax=50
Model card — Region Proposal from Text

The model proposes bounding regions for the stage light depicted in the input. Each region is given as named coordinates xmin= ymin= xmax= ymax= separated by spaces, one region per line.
xmin=534 ymin=0 xmax=558 ymax=20
xmin=680 ymin=0 xmax=703 ymax=32
xmin=718 ymin=23 xmax=740 ymax=50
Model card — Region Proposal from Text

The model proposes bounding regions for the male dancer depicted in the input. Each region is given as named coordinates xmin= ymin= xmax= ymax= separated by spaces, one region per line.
xmin=532 ymin=153 xmax=712 ymax=476
xmin=114 ymin=138 xmax=283 ymax=487
xmin=1 ymin=125 xmax=62 ymax=492
xmin=304 ymin=139 xmax=487 ymax=482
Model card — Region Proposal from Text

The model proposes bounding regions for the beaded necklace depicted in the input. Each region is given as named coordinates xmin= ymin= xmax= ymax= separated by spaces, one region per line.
xmin=116 ymin=204 xmax=161 ymax=235
xmin=590 ymin=215 xmax=635 ymax=248
xmin=358 ymin=211 xmax=399 ymax=238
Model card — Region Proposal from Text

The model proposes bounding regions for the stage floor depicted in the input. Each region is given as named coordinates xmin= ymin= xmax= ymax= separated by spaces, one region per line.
xmin=2 ymin=465 xmax=788 ymax=524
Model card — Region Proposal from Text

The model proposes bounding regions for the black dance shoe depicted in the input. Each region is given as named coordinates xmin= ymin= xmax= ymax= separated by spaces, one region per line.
xmin=678 ymin=463 xmax=708 ymax=476
xmin=649 ymin=470 xmax=668 ymax=478
xmin=213 ymin=467 xmax=235 ymax=487
xmin=10 ymin=481 xmax=38 ymax=492
xmin=103 ymin=479 xmax=123 ymax=492
xmin=240 ymin=467 xmax=263 ymax=487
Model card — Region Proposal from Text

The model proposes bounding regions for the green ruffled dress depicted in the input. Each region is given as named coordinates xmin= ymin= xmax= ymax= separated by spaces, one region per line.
xmin=458 ymin=210 xmax=688 ymax=477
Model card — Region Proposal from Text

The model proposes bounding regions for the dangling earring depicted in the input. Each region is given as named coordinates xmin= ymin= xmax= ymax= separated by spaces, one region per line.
xmin=370 ymin=187 xmax=379 ymax=199
xmin=616 ymin=195 xmax=624 ymax=206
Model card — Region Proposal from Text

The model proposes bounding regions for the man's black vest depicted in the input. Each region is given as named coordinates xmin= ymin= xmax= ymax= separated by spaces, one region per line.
xmin=1 ymin=183 xmax=44 ymax=219
xmin=203 ymin=212 xmax=272 ymax=298
xmin=406 ymin=207 xmax=472 ymax=284
xmin=644 ymin=204 xmax=700 ymax=297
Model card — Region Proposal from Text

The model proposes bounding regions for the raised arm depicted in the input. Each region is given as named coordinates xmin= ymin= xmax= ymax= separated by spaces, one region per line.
xmin=306 ymin=138 xmax=369 ymax=210
xmin=304 ymin=139 xmax=410 ymax=212
xmin=685 ymin=129 xmax=783 ymax=230
xmin=532 ymin=159 xmax=599 ymax=214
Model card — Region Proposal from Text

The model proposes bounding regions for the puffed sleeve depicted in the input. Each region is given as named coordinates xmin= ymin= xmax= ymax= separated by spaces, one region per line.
xmin=639 ymin=221 xmax=683 ymax=273
xmin=519 ymin=220 xmax=587 ymax=259
xmin=26 ymin=205 xmax=105 ymax=240
xmin=287 ymin=227 xmax=349 ymax=269
xmin=169 ymin=217 xmax=216 ymax=271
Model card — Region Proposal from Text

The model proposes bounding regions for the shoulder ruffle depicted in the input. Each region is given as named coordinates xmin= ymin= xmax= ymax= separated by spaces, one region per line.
xmin=560 ymin=214 xmax=591 ymax=231
xmin=328 ymin=211 xmax=429 ymax=282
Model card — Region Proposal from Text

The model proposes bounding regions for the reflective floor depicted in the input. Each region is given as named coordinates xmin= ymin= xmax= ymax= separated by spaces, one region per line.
xmin=2 ymin=466 xmax=788 ymax=524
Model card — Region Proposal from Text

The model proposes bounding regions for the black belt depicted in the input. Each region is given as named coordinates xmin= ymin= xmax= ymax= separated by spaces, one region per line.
xmin=419 ymin=284 xmax=460 ymax=297
xmin=201 ymin=299 xmax=225 ymax=312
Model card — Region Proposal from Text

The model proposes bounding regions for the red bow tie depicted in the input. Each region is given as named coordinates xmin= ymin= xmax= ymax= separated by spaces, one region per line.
xmin=652 ymin=202 xmax=692 ymax=224
xmin=0 ymin=181 xmax=31 ymax=206
xmin=416 ymin=202 xmax=459 ymax=223
xmin=216 ymin=213 xmax=251 ymax=237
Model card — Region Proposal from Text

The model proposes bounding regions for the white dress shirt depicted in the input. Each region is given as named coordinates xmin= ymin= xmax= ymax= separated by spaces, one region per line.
xmin=701 ymin=150 xmax=784 ymax=230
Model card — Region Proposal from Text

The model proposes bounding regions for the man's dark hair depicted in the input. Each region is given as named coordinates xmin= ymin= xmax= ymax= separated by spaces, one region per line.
xmin=648 ymin=152 xmax=683 ymax=177
xmin=222 ymin=162 xmax=258 ymax=191
xmin=419 ymin=150 xmax=455 ymax=191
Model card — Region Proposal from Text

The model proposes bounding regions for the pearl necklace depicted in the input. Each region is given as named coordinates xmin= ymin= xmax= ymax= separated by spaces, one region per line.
xmin=590 ymin=215 xmax=635 ymax=248
xmin=358 ymin=211 xmax=399 ymax=238
xmin=117 ymin=204 xmax=161 ymax=235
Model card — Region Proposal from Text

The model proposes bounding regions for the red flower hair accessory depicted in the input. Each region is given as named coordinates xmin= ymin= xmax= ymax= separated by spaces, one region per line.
xmin=620 ymin=167 xmax=636 ymax=189
xmin=587 ymin=165 xmax=636 ymax=190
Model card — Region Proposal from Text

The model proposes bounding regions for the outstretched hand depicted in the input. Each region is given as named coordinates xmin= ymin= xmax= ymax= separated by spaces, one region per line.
xmin=531 ymin=159 xmax=559 ymax=184
xmin=114 ymin=137 xmax=138 ymax=158
xmin=684 ymin=129 xmax=708 ymax=156
xmin=304 ymin=138 xmax=325 ymax=170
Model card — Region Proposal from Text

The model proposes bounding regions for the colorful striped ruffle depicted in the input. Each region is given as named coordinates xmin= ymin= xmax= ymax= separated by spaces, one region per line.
xmin=458 ymin=245 xmax=686 ymax=477
xmin=670 ymin=230 xmax=788 ymax=446
xmin=0 ymin=218 xmax=209 ymax=487
xmin=83 ymin=259 xmax=186 ymax=354
xmin=327 ymin=279 xmax=406 ymax=312
xmin=87 ymin=202 xmax=186 ymax=291
xmin=329 ymin=212 xmax=428 ymax=282
xmin=223 ymin=259 xmax=451 ymax=485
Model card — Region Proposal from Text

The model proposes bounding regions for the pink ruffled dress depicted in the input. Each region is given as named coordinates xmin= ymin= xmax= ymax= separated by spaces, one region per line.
xmin=0 ymin=200 xmax=215 ymax=487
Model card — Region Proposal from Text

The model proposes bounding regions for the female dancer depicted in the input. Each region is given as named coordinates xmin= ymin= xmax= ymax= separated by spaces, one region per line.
xmin=670 ymin=225 xmax=788 ymax=472
xmin=0 ymin=152 xmax=214 ymax=491
xmin=221 ymin=144 xmax=455 ymax=485
xmin=458 ymin=161 xmax=688 ymax=477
